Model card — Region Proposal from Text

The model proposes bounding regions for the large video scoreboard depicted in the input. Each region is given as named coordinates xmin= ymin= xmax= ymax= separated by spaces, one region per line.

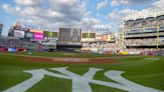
xmin=59 ymin=28 xmax=81 ymax=42
xmin=58 ymin=28 xmax=82 ymax=50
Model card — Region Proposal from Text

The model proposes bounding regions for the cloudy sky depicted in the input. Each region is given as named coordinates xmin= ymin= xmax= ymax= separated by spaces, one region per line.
xmin=0 ymin=0 xmax=164 ymax=36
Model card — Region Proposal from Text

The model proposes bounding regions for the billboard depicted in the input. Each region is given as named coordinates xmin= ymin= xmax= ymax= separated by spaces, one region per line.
xmin=34 ymin=32 xmax=44 ymax=40
xmin=59 ymin=28 xmax=81 ymax=42
xmin=81 ymin=38 xmax=95 ymax=42
xmin=70 ymin=28 xmax=81 ymax=41
xmin=82 ymin=33 xmax=95 ymax=38
xmin=96 ymin=35 xmax=103 ymax=41
xmin=14 ymin=30 xmax=25 ymax=38
xmin=59 ymin=28 xmax=70 ymax=42
xmin=44 ymin=31 xmax=58 ymax=38
xmin=25 ymin=32 xmax=34 ymax=39
xmin=102 ymin=35 xmax=111 ymax=41
xmin=29 ymin=29 xmax=43 ymax=33
xmin=8 ymin=48 xmax=16 ymax=52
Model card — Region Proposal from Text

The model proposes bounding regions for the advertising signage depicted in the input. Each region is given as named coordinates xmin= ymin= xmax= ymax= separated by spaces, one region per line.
xmin=82 ymin=33 xmax=95 ymax=38
xmin=102 ymin=35 xmax=111 ymax=41
xmin=25 ymin=32 xmax=34 ymax=39
xmin=24 ymin=24 xmax=47 ymax=30
xmin=44 ymin=31 xmax=58 ymax=37
xmin=34 ymin=32 xmax=44 ymax=40
xmin=29 ymin=29 xmax=43 ymax=33
xmin=14 ymin=30 xmax=25 ymax=38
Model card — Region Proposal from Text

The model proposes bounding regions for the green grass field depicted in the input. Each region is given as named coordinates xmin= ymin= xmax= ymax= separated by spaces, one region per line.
xmin=3 ymin=52 xmax=121 ymax=58
xmin=0 ymin=52 xmax=164 ymax=92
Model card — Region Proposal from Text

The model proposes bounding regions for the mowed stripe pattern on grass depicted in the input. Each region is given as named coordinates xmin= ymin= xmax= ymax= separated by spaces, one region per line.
xmin=0 ymin=53 xmax=164 ymax=92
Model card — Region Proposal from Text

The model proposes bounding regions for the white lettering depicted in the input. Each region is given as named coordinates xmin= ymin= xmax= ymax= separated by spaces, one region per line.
xmin=3 ymin=67 xmax=164 ymax=92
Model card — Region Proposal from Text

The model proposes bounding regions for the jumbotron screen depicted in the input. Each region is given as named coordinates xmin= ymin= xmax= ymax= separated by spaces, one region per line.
xmin=29 ymin=29 xmax=44 ymax=40
xmin=82 ymin=33 xmax=95 ymax=38
xmin=34 ymin=32 xmax=44 ymax=40
xmin=59 ymin=28 xmax=81 ymax=42
xmin=14 ymin=30 xmax=25 ymax=38
xmin=25 ymin=32 xmax=34 ymax=39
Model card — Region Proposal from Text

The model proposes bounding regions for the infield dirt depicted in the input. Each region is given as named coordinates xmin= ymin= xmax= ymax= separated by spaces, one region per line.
xmin=17 ymin=56 xmax=119 ymax=64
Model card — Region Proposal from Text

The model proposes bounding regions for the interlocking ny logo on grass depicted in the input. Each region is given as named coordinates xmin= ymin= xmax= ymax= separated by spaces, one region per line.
xmin=4 ymin=67 xmax=163 ymax=92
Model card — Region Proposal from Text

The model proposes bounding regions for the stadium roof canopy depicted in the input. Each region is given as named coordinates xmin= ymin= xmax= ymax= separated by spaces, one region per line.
xmin=124 ymin=9 xmax=164 ymax=21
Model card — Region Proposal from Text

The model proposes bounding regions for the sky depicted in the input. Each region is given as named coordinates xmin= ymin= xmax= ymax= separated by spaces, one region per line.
xmin=0 ymin=0 xmax=164 ymax=36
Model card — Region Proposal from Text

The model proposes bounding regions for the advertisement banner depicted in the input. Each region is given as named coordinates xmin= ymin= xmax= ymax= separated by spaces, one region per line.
xmin=30 ymin=29 xmax=43 ymax=33
xmin=81 ymin=38 xmax=95 ymax=42
xmin=25 ymin=32 xmax=34 ymax=39
xmin=96 ymin=35 xmax=103 ymax=41
xmin=14 ymin=30 xmax=25 ymax=38
xmin=82 ymin=33 xmax=95 ymax=38
xmin=44 ymin=31 xmax=58 ymax=38
xmin=8 ymin=48 xmax=17 ymax=52
xmin=34 ymin=32 xmax=44 ymax=40
xmin=102 ymin=35 xmax=111 ymax=41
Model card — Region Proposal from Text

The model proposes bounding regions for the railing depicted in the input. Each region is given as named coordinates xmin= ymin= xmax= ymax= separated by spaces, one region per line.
xmin=125 ymin=32 xmax=164 ymax=38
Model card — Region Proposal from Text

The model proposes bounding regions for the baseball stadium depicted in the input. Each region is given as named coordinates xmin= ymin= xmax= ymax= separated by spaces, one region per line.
xmin=0 ymin=0 xmax=164 ymax=92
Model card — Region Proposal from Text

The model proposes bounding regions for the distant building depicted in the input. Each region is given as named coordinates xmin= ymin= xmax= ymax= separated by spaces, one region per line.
xmin=0 ymin=22 xmax=3 ymax=36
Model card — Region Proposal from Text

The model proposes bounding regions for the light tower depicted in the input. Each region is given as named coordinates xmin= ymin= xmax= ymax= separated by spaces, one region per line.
xmin=0 ymin=20 xmax=3 ymax=36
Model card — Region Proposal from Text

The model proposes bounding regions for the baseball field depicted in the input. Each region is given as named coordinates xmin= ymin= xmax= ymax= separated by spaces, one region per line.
xmin=0 ymin=52 xmax=164 ymax=92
